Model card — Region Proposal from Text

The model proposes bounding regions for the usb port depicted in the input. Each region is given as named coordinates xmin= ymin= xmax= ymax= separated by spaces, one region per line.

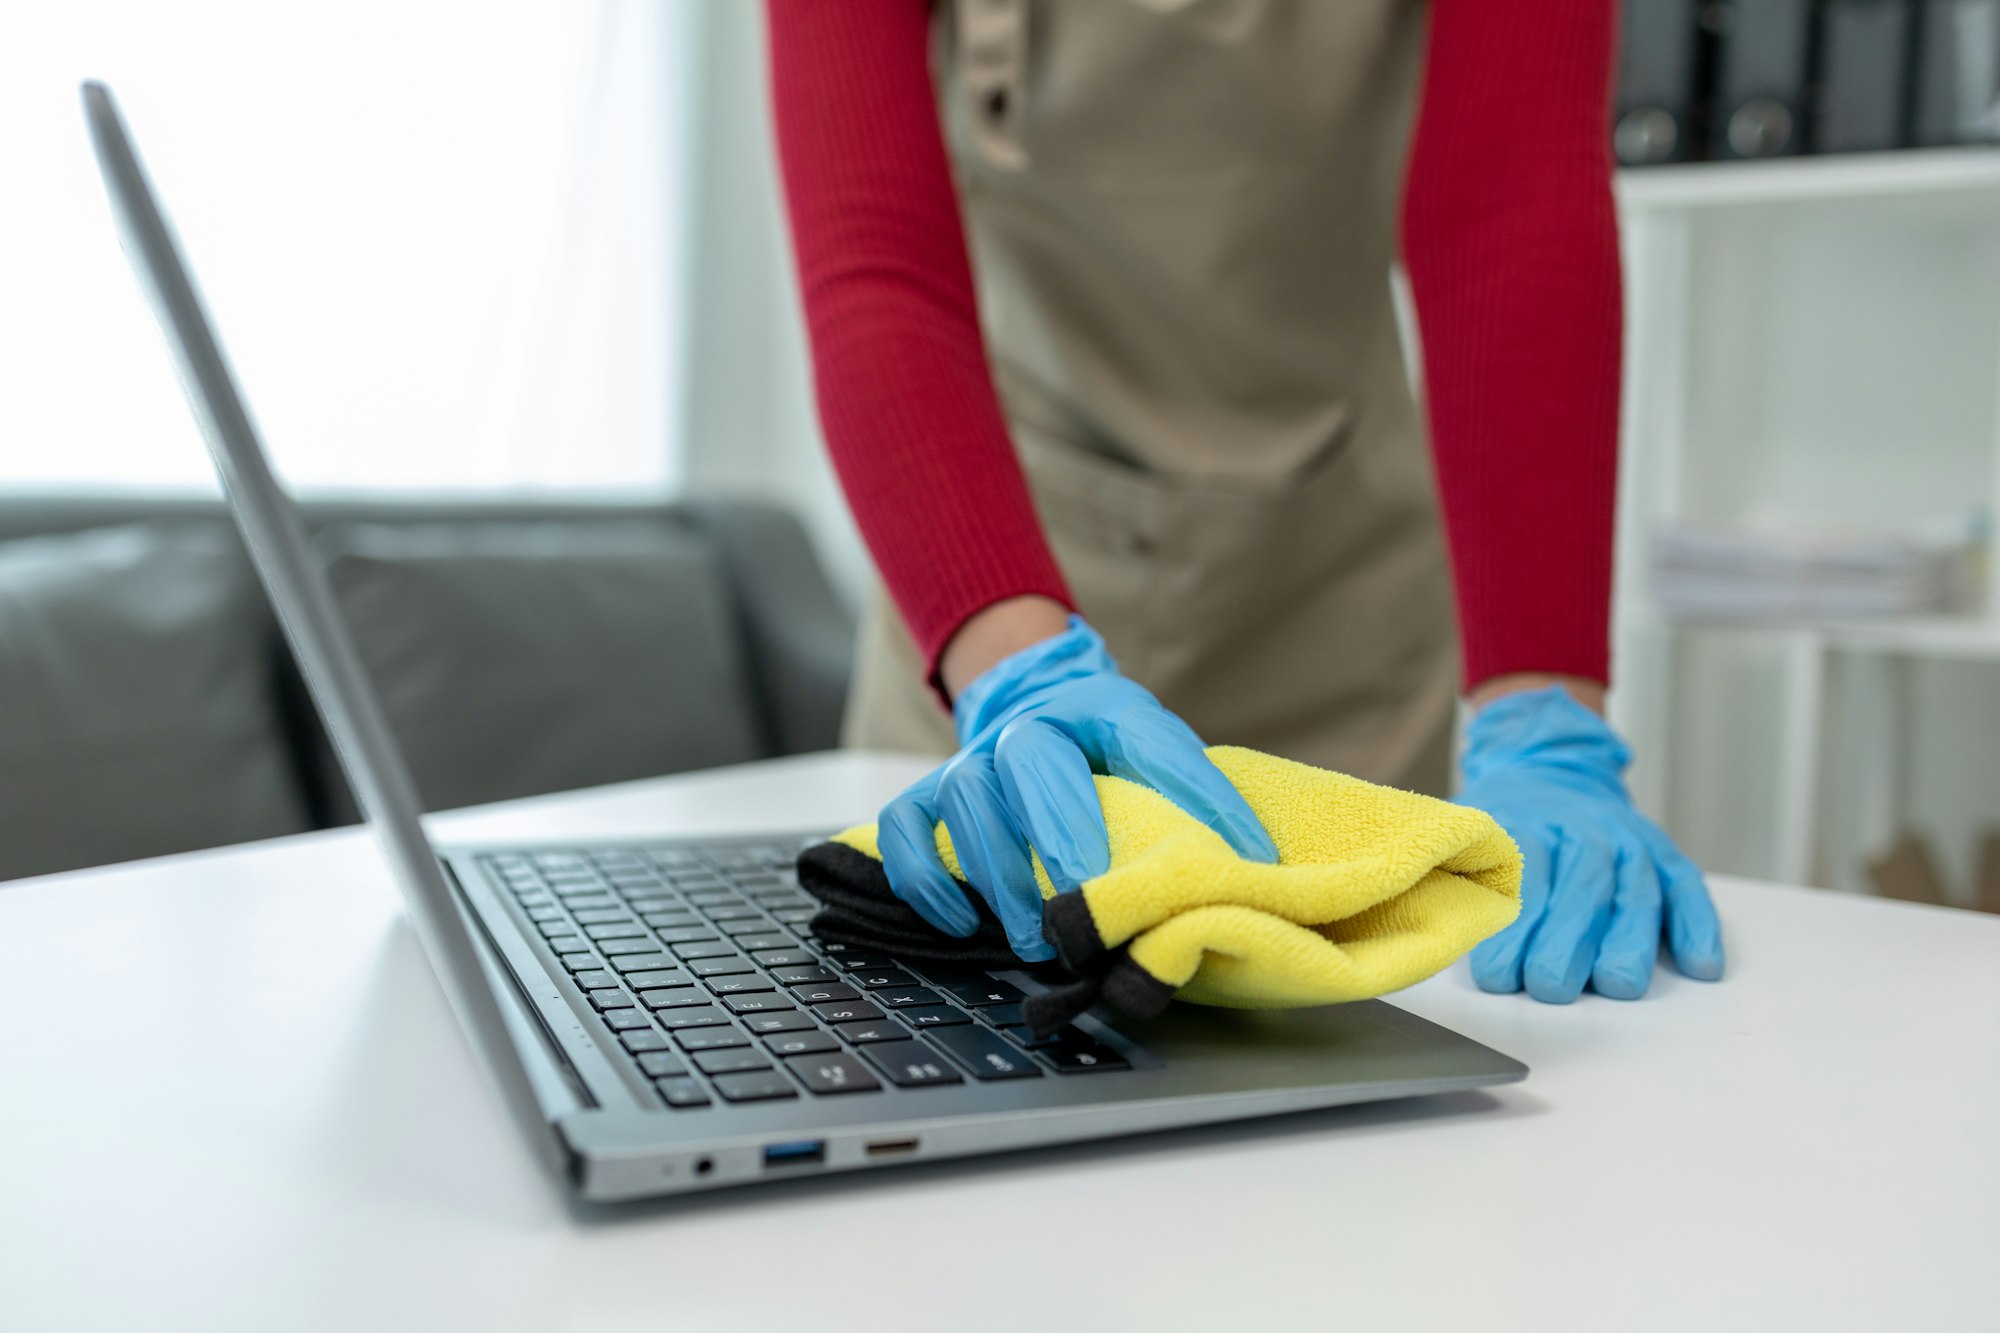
xmin=865 ymin=1138 xmax=920 ymax=1158
xmin=762 ymin=1139 xmax=825 ymax=1168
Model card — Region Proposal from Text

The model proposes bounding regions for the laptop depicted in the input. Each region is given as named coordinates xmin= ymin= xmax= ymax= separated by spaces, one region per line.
xmin=82 ymin=80 xmax=1527 ymax=1202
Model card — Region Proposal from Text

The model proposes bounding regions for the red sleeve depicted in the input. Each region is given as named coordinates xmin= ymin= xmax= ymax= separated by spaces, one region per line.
xmin=1401 ymin=1 xmax=1623 ymax=689
xmin=764 ymin=0 xmax=1073 ymax=689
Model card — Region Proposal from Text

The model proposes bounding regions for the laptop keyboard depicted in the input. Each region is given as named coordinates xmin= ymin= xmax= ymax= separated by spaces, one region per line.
xmin=482 ymin=842 xmax=1134 ymax=1109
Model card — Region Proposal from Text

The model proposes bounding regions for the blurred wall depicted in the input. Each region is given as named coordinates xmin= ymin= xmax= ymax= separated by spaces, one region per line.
xmin=676 ymin=2 xmax=869 ymax=608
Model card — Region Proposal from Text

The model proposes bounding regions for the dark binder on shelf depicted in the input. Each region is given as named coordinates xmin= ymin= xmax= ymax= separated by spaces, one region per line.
xmin=1912 ymin=0 xmax=2000 ymax=144
xmin=1616 ymin=0 xmax=1706 ymax=164
xmin=1710 ymin=0 xmax=1816 ymax=158
xmin=1814 ymin=0 xmax=1918 ymax=153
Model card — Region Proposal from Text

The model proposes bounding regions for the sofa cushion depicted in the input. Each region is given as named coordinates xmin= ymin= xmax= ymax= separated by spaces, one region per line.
xmin=315 ymin=521 xmax=767 ymax=812
xmin=0 ymin=524 xmax=310 ymax=880
xmin=686 ymin=501 xmax=855 ymax=756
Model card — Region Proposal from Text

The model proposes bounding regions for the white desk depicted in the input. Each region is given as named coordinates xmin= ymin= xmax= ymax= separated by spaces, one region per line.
xmin=2 ymin=751 xmax=1995 ymax=1332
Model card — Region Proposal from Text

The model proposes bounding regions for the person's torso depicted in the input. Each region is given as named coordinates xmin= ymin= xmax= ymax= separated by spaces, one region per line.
xmin=933 ymin=0 xmax=1429 ymax=481
xmin=844 ymin=0 xmax=1458 ymax=796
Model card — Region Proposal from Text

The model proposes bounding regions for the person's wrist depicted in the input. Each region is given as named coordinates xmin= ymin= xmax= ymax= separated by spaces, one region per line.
xmin=1468 ymin=671 xmax=1606 ymax=716
xmin=1460 ymin=680 xmax=1631 ymax=791
xmin=939 ymin=595 xmax=1073 ymax=701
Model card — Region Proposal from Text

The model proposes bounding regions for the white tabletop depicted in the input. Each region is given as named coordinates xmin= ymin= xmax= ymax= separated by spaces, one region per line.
xmin=2 ymin=751 xmax=1995 ymax=1333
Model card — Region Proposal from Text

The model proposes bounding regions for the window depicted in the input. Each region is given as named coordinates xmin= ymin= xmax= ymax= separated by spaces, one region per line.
xmin=3 ymin=1 xmax=690 ymax=494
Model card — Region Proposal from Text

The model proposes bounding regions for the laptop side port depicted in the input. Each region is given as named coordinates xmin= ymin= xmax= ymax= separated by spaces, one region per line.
xmin=865 ymin=1137 xmax=920 ymax=1159
xmin=761 ymin=1139 xmax=826 ymax=1168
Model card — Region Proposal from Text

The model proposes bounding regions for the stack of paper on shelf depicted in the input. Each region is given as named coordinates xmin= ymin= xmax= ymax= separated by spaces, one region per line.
xmin=1651 ymin=518 xmax=1984 ymax=620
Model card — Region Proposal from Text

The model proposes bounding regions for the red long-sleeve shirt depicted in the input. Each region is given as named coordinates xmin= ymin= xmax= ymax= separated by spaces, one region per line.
xmin=767 ymin=0 xmax=1622 ymax=693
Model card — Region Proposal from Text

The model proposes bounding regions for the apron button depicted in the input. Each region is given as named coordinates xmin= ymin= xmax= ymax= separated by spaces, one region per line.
xmin=983 ymin=87 xmax=1009 ymax=122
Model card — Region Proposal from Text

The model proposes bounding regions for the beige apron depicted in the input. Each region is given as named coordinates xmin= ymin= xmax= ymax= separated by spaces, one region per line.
xmin=843 ymin=0 xmax=1458 ymax=796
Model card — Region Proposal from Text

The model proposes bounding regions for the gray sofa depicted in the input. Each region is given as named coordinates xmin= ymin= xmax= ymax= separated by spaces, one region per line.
xmin=0 ymin=496 xmax=855 ymax=883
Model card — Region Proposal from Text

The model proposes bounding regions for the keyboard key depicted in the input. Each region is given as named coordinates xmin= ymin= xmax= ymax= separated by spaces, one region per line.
xmin=786 ymin=1052 xmax=881 ymax=1095
xmin=545 ymin=935 xmax=592 ymax=955
xmin=641 ymin=911 xmax=699 ymax=929
xmin=734 ymin=933 xmax=796 ymax=953
xmin=772 ymin=908 xmax=818 ymax=926
xmin=655 ymin=1076 xmax=711 ymax=1108
xmin=641 ymin=987 xmax=712 ymax=1010
xmin=749 ymin=949 xmax=816 ymax=969
xmin=850 ymin=967 xmax=919 ymax=990
xmin=650 ymin=849 xmax=703 ymax=870
xmin=769 ymin=965 xmax=838 ymax=986
xmin=693 ymin=1047 xmax=773 ymax=1075
xmin=823 ymin=947 xmax=900 ymax=970
xmin=764 ymin=1029 xmax=840 ymax=1057
xmin=687 ymin=955 xmax=754 ymax=978
xmin=724 ymin=994 xmax=796 ymax=1015
xmin=705 ymin=975 xmax=775 ymax=996
xmin=637 ymin=1051 xmax=689 ymax=1077
xmin=573 ymin=969 xmax=619 ymax=990
xmin=560 ymin=954 xmax=604 ymax=972
xmin=674 ymin=1026 xmax=751 ymax=1052
xmin=871 ymin=987 xmax=938 ymax=1009
xmin=672 ymin=941 xmax=735 ymax=960
xmin=711 ymin=1070 xmax=797 ymax=1103
xmin=812 ymin=1000 xmax=885 ymax=1025
xmin=789 ymin=982 xmax=860 ymax=1005
xmin=623 ymin=885 xmax=678 ymax=900
xmin=525 ymin=904 xmax=564 ymax=922
xmin=897 ymin=1006 xmax=971 ymax=1029
xmin=585 ymin=988 xmax=632 ymax=1010
xmin=601 ymin=938 xmax=668 ymax=956
xmin=864 ymin=1041 xmax=964 ymax=1088
xmin=584 ymin=922 xmax=646 ymax=940
xmin=975 ymin=1003 xmax=1027 ymax=1028
xmin=601 ymin=1009 xmax=652 ymax=1031
xmin=655 ymin=926 xmax=720 ymax=946
xmin=608 ymin=953 xmax=677 ymax=974
xmin=719 ymin=917 xmax=781 ymax=936
xmin=740 ymin=1010 xmax=815 ymax=1034
xmin=705 ymin=905 xmax=762 ymax=922
xmin=932 ymin=976 xmax=1028 ymax=1008
xmin=620 ymin=1030 xmax=673 ymax=1053
xmin=571 ymin=907 xmax=630 ymax=924
xmin=536 ymin=919 xmax=576 ymax=938
xmin=686 ymin=889 xmax=741 ymax=906
xmin=1042 ymin=1036 xmax=1130 ymax=1073
xmin=620 ymin=968 xmax=682 ymax=989
xmin=830 ymin=1020 xmax=907 ymax=1044
xmin=655 ymin=1006 xmax=729 ymax=1030
xmin=928 ymin=1024 xmax=1045 ymax=1080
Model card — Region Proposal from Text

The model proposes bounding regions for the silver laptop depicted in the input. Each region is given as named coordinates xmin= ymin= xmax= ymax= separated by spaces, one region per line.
xmin=83 ymin=80 xmax=1526 ymax=1202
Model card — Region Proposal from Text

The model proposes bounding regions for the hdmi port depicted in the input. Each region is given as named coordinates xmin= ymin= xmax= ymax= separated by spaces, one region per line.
xmin=865 ymin=1138 xmax=920 ymax=1158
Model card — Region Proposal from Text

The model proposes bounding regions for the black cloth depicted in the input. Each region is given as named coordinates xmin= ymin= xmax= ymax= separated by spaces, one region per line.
xmin=796 ymin=841 xmax=1175 ymax=1035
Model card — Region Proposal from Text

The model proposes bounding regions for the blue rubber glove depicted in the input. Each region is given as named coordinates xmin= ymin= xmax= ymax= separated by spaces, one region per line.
xmin=1454 ymin=685 xmax=1724 ymax=1002
xmin=879 ymin=616 xmax=1279 ymax=961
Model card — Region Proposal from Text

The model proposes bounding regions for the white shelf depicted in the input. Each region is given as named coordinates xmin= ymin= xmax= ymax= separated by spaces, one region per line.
xmin=1617 ymin=149 xmax=2000 ymax=214
xmin=1650 ymin=613 xmax=2000 ymax=663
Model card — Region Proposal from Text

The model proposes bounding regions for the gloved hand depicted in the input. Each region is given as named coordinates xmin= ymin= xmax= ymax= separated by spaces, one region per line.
xmin=1454 ymin=685 xmax=1724 ymax=1002
xmin=879 ymin=615 xmax=1278 ymax=961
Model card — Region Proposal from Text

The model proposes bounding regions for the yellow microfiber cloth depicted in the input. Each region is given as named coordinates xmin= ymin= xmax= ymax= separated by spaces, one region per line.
xmin=795 ymin=746 xmax=1522 ymax=1035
